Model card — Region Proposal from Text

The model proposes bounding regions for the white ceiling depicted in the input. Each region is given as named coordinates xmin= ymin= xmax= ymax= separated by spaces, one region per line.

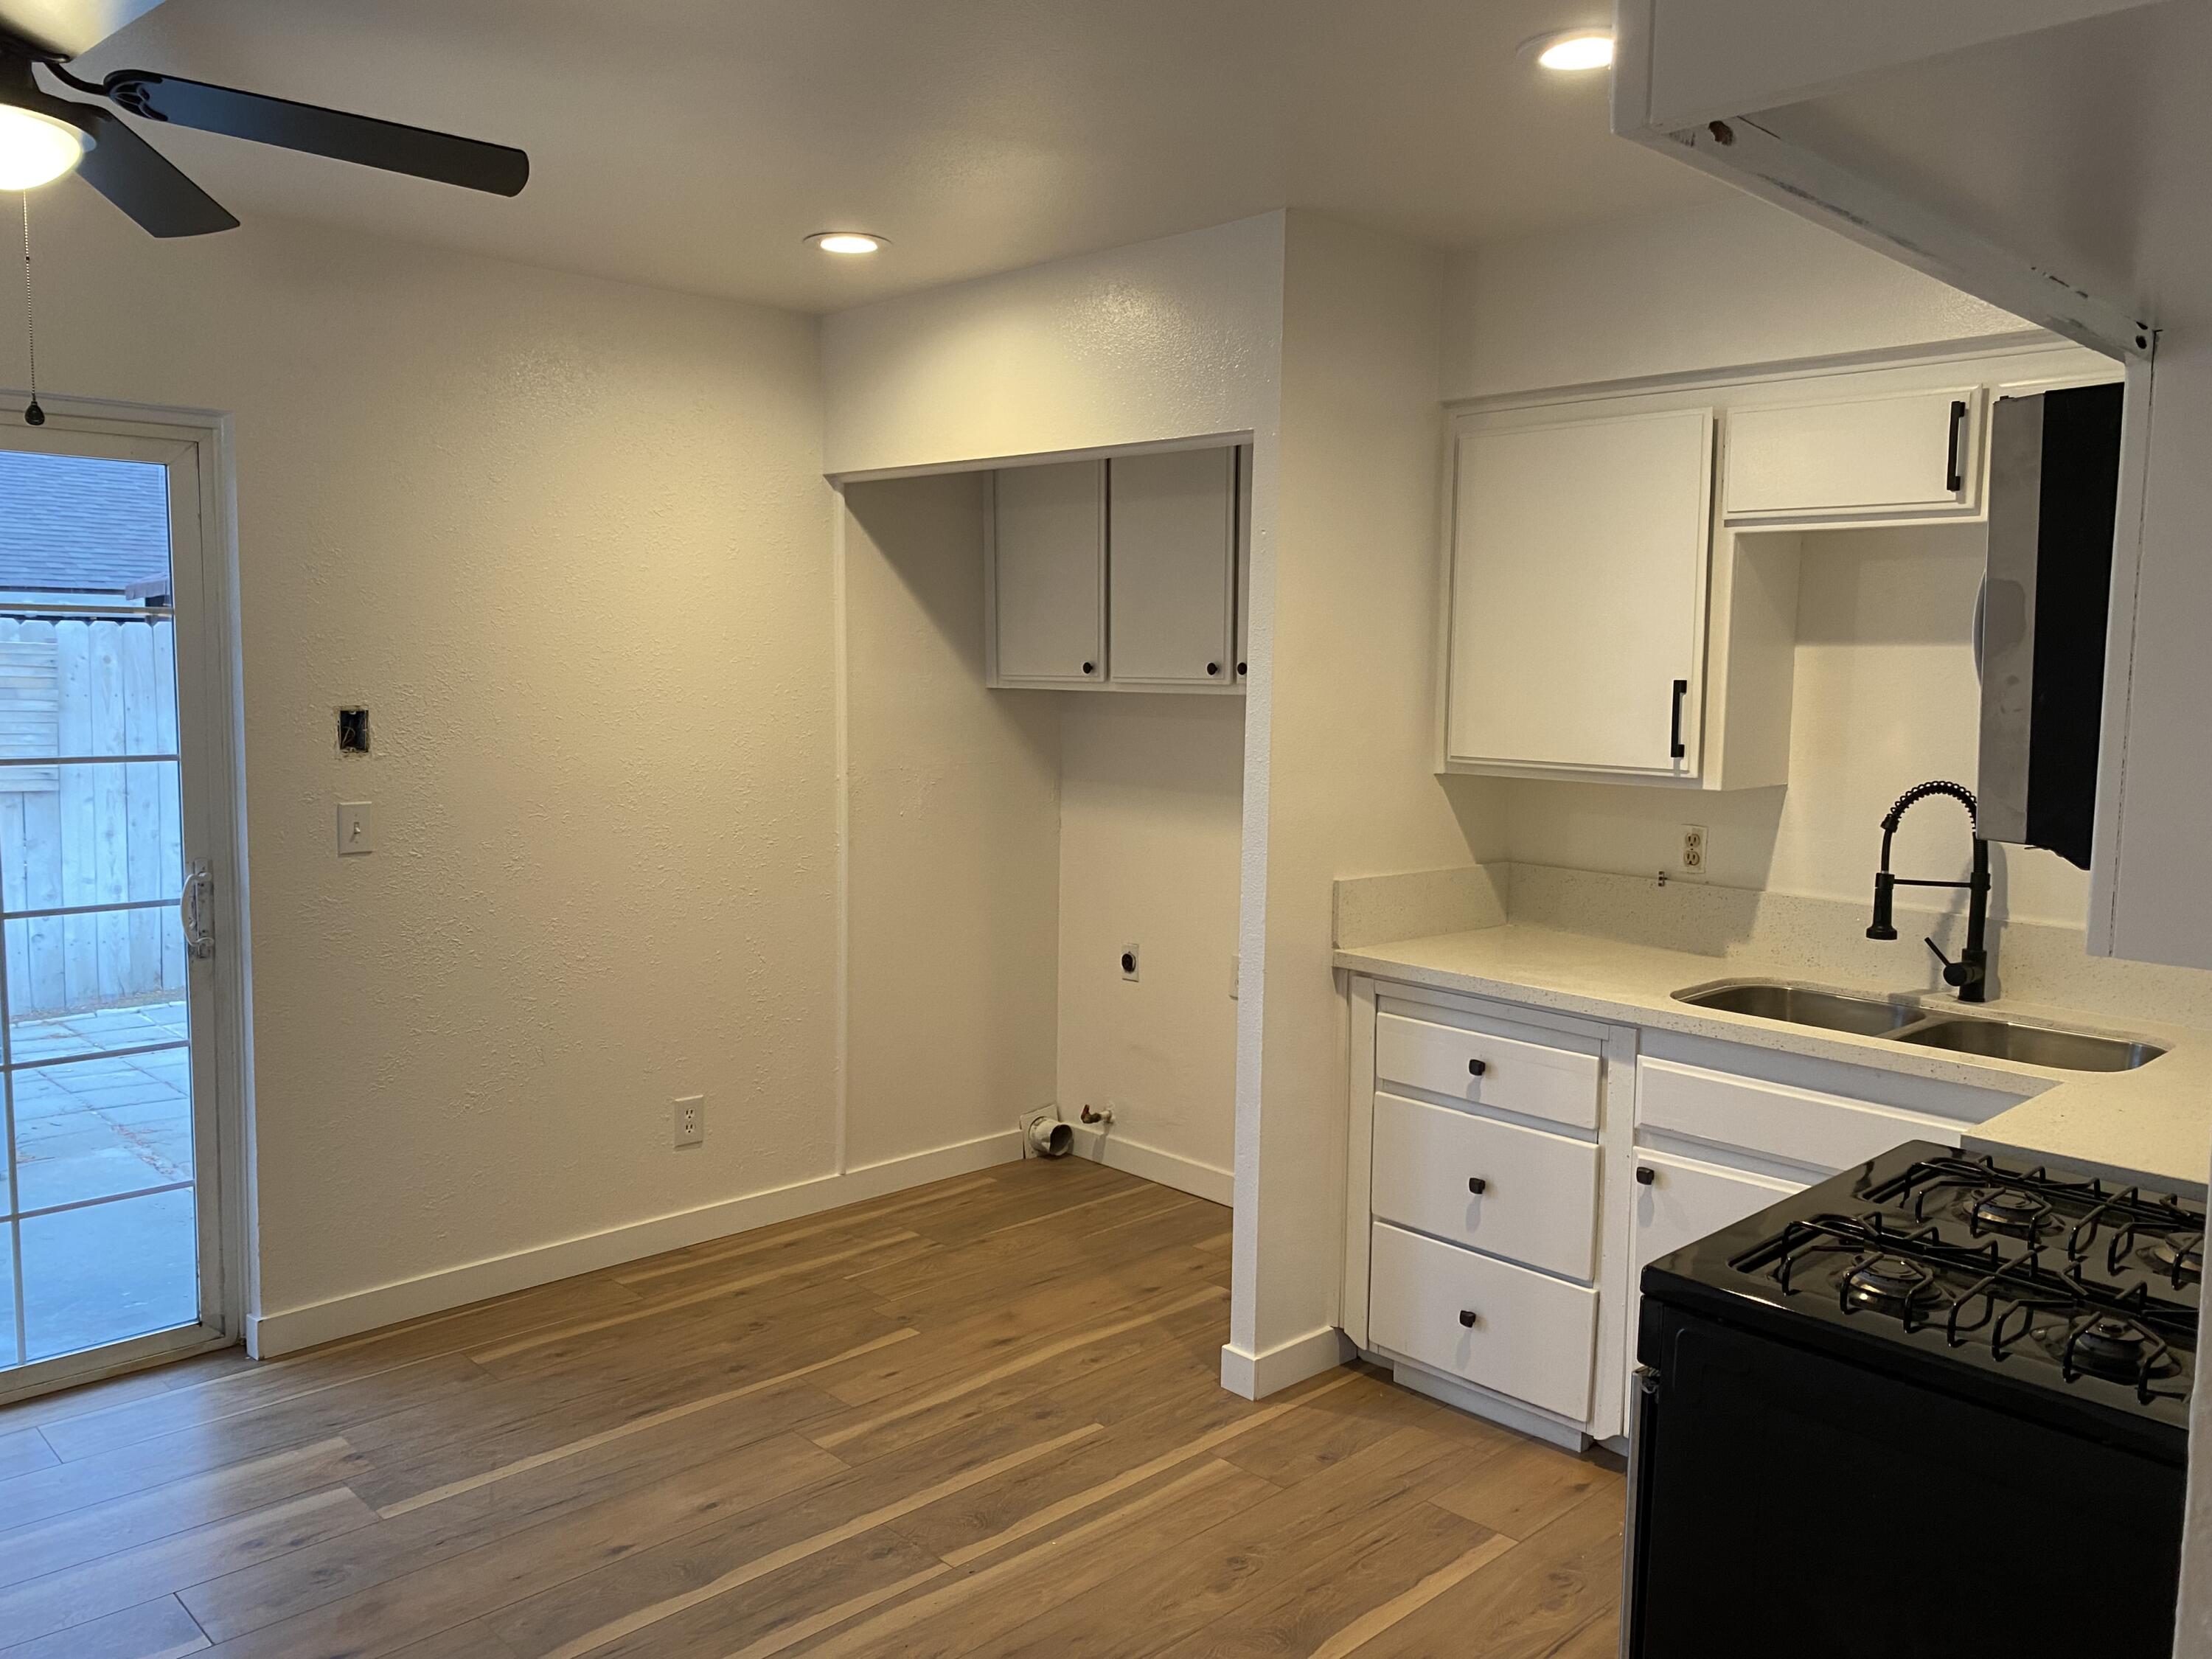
xmin=66 ymin=0 xmax=1725 ymax=314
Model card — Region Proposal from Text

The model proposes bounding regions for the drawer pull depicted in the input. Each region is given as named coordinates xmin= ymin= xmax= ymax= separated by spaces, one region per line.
xmin=1636 ymin=1166 xmax=1657 ymax=1186
xmin=1467 ymin=1058 xmax=1488 ymax=1077
xmin=1467 ymin=1177 xmax=1487 ymax=1195
xmin=1458 ymin=1309 xmax=1478 ymax=1329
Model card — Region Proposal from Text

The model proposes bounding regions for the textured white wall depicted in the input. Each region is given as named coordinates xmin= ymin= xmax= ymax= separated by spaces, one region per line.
xmin=1444 ymin=195 xmax=2029 ymax=401
xmin=1503 ymin=522 xmax=2096 ymax=926
xmin=842 ymin=474 xmax=1062 ymax=1169
xmin=821 ymin=214 xmax=1286 ymax=477
xmin=14 ymin=191 xmax=836 ymax=1340
xmin=1056 ymin=696 xmax=1244 ymax=1192
xmin=1229 ymin=213 xmax=1503 ymax=1391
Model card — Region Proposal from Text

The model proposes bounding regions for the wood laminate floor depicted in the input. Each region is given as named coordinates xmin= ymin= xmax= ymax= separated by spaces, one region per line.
xmin=0 ymin=1158 xmax=1627 ymax=1659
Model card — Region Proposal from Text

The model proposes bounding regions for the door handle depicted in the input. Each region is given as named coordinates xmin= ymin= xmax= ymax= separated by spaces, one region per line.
xmin=1945 ymin=398 xmax=1968 ymax=495
xmin=1669 ymin=679 xmax=1688 ymax=761
xmin=181 ymin=861 xmax=214 ymax=960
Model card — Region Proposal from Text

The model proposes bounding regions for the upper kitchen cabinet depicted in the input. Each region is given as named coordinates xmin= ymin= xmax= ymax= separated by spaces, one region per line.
xmin=1438 ymin=344 xmax=2110 ymax=792
xmin=987 ymin=445 xmax=1244 ymax=695
xmin=1723 ymin=388 xmax=1980 ymax=522
xmin=989 ymin=460 xmax=1106 ymax=687
xmin=1108 ymin=448 xmax=1238 ymax=687
xmin=1444 ymin=406 xmax=1757 ymax=784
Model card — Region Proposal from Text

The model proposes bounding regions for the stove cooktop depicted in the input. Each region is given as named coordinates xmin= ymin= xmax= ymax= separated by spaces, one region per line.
xmin=1640 ymin=1141 xmax=2202 ymax=1458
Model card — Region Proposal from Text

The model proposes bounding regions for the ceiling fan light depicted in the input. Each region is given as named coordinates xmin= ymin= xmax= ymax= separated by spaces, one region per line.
xmin=0 ymin=105 xmax=92 ymax=190
xmin=807 ymin=231 xmax=886 ymax=255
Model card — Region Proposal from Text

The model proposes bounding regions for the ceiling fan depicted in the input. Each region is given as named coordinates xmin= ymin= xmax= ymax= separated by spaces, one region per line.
xmin=0 ymin=0 xmax=528 ymax=236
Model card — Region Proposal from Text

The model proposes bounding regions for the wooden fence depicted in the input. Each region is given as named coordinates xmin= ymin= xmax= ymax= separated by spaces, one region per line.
xmin=0 ymin=616 xmax=184 ymax=1016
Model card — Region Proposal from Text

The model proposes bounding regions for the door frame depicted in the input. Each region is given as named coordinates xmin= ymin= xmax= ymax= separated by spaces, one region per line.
xmin=0 ymin=392 xmax=252 ymax=1403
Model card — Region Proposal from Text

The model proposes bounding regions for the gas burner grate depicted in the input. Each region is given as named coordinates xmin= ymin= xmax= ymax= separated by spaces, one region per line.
xmin=1733 ymin=1208 xmax=2197 ymax=1404
xmin=1867 ymin=1153 xmax=2202 ymax=1265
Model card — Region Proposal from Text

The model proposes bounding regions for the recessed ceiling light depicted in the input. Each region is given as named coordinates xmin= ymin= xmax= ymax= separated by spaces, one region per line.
xmin=0 ymin=105 xmax=91 ymax=192
xmin=1526 ymin=28 xmax=1614 ymax=72
xmin=806 ymin=231 xmax=887 ymax=256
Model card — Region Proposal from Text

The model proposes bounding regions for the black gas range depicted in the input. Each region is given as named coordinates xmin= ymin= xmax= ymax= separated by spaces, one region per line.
xmin=1624 ymin=1141 xmax=2197 ymax=1658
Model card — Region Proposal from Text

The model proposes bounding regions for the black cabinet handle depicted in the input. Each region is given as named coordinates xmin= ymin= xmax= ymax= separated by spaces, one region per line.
xmin=1206 ymin=662 xmax=1221 ymax=677
xmin=1467 ymin=1058 xmax=1487 ymax=1077
xmin=1467 ymin=1177 xmax=1487 ymax=1195
xmin=1945 ymin=398 xmax=1967 ymax=494
xmin=1457 ymin=1309 xmax=1478 ymax=1329
xmin=1082 ymin=661 xmax=1096 ymax=675
xmin=1636 ymin=1166 xmax=1656 ymax=1186
xmin=1236 ymin=661 xmax=1247 ymax=675
xmin=1669 ymin=679 xmax=1688 ymax=761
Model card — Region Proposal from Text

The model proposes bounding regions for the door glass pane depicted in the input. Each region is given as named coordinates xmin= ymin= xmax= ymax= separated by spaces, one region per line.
xmin=0 ymin=442 xmax=203 ymax=1382
xmin=20 ymin=1187 xmax=197 ymax=1362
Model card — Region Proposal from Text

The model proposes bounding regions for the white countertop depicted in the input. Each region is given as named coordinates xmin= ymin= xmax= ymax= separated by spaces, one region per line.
xmin=1335 ymin=923 xmax=2212 ymax=1194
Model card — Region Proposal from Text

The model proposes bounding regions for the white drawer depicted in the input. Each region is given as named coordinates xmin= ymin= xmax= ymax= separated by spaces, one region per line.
xmin=1371 ymin=1092 xmax=1599 ymax=1281
xmin=1636 ymin=1056 xmax=1963 ymax=1172
xmin=1368 ymin=1221 xmax=1597 ymax=1422
xmin=1374 ymin=1011 xmax=1600 ymax=1132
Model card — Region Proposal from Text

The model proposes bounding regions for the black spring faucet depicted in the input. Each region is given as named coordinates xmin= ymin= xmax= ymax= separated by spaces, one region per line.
xmin=1868 ymin=780 xmax=1992 ymax=1004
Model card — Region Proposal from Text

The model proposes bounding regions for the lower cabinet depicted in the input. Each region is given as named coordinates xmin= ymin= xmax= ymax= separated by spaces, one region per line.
xmin=1368 ymin=1222 xmax=1599 ymax=1422
xmin=1629 ymin=1148 xmax=1806 ymax=1279
xmin=1346 ymin=976 xmax=2008 ymax=1450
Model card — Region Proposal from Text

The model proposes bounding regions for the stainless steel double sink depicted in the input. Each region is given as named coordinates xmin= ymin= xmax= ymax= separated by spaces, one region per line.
xmin=1673 ymin=979 xmax=2165 ymax=1073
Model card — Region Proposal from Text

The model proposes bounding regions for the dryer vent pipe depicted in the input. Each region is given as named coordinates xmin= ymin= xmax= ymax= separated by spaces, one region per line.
xmin=1026 ymin=1115 xmax=1073 ymax=1158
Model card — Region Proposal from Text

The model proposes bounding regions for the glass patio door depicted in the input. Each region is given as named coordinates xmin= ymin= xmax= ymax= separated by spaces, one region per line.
xmin=0 ymin=418 xmax=236 ymax=1399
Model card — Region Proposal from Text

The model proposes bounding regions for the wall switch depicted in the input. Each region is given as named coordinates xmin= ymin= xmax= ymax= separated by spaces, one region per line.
xmin=673 ymin=1095 xmax=704 ymax=1149
xmin=1681 ymin=824 xmax=1708 ymax=874
xmin=1119 ymin=943 xmax=1140 ymax=982
xmin=337 ymin=801 xmax=375 ymax=855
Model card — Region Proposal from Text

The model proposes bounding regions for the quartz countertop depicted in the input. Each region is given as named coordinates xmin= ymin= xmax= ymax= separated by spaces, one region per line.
xmin=1335 ymin=923 xmax=2212 ymax=1197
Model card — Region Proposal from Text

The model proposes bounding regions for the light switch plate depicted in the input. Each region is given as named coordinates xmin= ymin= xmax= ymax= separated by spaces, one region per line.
xmin=337 ymin=801 xmax=375 ymax=856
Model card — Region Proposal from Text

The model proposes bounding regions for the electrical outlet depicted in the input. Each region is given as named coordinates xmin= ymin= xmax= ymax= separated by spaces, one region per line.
xmin=673 ymin=1095 xmax=704 ymax=1150
xmin=1120 ymin=943 xmax=1140 ymax=982
xmin=1681 ymin=824 xmax=1708 ymax=874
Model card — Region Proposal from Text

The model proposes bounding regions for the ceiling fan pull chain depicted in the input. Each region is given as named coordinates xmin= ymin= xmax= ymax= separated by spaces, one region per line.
xmin=18 ymin=195 xmax=42 ymax=428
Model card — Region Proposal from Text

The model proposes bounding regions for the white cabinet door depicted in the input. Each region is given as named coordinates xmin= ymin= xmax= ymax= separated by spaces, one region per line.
xmin=1624 ymin=1148 xmax=1804 ymax=1411
xmin=1447 ymin=408 xmax=1714 ymax=776
xmin=1631 ymin=1149 xmax=1804 ymax=1279
xmin=1234 ymin=444 xmax=1252 ymax=683
xmin=1723 ymin=388 xmax=1980 ymax=520
xmin=992 ymin=461 xmax=1105 ymax=686
xmin=1108 ymin=448 xmax=1237 ymax=686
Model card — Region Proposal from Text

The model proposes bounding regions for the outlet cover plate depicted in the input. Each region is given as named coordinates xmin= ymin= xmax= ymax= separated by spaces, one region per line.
xmin=674 ymin=1094 xmax=704 ymax=1149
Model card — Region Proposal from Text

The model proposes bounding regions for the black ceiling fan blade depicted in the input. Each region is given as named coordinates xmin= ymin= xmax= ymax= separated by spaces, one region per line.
xmin=0 ymin=0 xmax=167 ymax=60
xmin=100 ymin=71 xmax=529 ymax=197
xmin=69 ymin=103 xmax=240 ymax=237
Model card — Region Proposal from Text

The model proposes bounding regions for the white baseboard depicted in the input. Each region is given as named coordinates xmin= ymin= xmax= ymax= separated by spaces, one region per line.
xmin=1068 ymin=1124 xmax=1233 ymax=1206
xmin=1219 ymin=1324 xmax=1355 ymax=1399
xmin=248 ymin=1131 xmax=1021 ymax=1358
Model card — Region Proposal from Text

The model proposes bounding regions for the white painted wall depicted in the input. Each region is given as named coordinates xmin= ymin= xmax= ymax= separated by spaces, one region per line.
xmin=1503 ymin=521 xmax=2095 ymax=927
xmin=821 ymin=215 xmax=1287 ymax=1218
xmin=821 ymin=215 xmax=1287 ymax=479
xmin=842 ymin=474 xmax=1062 ymax=1171
xmin=1443 ymin=195 xmax=2028 ymax=402
xmin=1228 ymin=213 xmax=1504 ymax=1397
xmin=8 ymin=191 xmax=844 ymax=1349
xmin=1057 ymin=696 xmax=1244 ymax=1199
